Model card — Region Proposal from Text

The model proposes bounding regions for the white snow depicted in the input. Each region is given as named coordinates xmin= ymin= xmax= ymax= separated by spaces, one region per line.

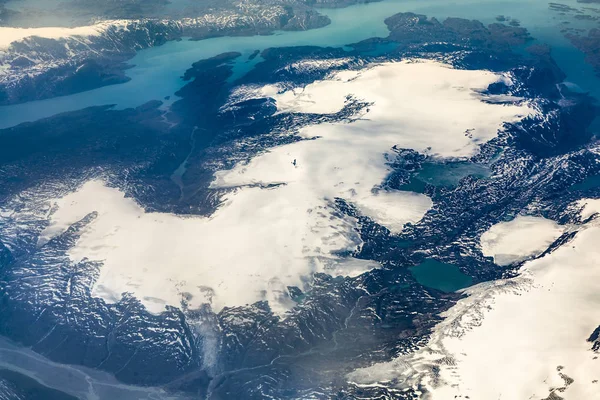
xmin=281 ymin=58 xmax=355 ymax=74
xmin=349 ymin=205 xmax=600 ymax=399
xmin=0 ymin=26 xmax=98 ymax=51
xmin=480 ymin=215 xmax=565 ymax=265
xmin=0 ymin=21 xmax=129 ymax=51
xmin=40 ymin=180 xmax=377 ymax=315
xmin=261 ymin=60 xmax=534 ymax=158
xmin=576 ymin=198 xmax=600 ymax=220
xmin=38 ymin=60 xmax=535 ymax=315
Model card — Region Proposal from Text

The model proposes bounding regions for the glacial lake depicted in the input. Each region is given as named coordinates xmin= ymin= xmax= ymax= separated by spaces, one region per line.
xmin=400 ymin=162 xmax=491 ymax=193
xmin=409 ymin=259 xmax=473 ymax=292
xmin=570 ymin=174 xmax=600 ymax=192
xmin=0 ymin=0 xmax=599 ymax=129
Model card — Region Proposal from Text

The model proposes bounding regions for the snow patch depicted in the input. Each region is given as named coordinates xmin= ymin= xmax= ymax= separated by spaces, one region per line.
xmin=0 ymin=21 xmax=127 ymax=51
xmin=576 ymin=198 xmax=600 ymax=220
xmin=480 ymin=215 xmax=565 ymax=265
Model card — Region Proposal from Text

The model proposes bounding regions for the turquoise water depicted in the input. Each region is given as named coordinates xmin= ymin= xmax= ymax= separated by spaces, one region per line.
xmin=399 ymin=178 xmax=429 ymax=194
xmin=0 ymin=0 xmax=598 ymax=128
xmin=227 ymin=50 xmax=265 ymax=83
xmin=0 ymin=2 xmax=394 ymax=128
xmin=409 ymin=259 xmax=473 ymax=292
xmin=400 ymin=162 xmax=490 ymax=193
xmin=419 ymin=162 xmax=490 ymax=186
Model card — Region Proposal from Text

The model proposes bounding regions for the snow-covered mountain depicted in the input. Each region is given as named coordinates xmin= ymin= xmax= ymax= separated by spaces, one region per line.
xmin=0 ymin=19 xmax=182 ymax=104
xmin=0 ymin=1 xmax=329 ymax=105
xmin=0 ymin=5 xmax=599 ymax=400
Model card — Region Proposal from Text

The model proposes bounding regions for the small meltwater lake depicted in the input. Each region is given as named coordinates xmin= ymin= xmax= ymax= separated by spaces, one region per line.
xmin=400 ymin=161 xmax=491 ymax=193
xmin=409 ymin=259 xmax=473 ymax=292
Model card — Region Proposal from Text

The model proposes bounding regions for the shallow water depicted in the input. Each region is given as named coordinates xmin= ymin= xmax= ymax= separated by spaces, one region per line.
xmin=0 ymin=0 xmax=599 ymax=129
xmin=0 ymin=336 xmax=189 ymax=400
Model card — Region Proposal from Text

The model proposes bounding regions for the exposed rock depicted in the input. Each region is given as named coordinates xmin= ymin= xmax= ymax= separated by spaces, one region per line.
xmin=589 ymin=325 xmax=600 ymax=351
xmin=566 ymin=28 xmax=600 ymax=75
xmin=385 ymin=12 xmax=531 ymax=52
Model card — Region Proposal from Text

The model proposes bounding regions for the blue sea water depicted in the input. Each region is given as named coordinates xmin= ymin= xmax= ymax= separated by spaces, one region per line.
xmin=0 ymin=0 xmax=598 ymax=129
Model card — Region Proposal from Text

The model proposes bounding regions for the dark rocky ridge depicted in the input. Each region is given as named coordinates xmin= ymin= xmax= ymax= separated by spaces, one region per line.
xmin=548 ymin=0 xmax=600 ymax=74
xmin=589 ymin=325 xmax=600 ymax=352
xmin=384 ymin=12 xmax=531 ymax=50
